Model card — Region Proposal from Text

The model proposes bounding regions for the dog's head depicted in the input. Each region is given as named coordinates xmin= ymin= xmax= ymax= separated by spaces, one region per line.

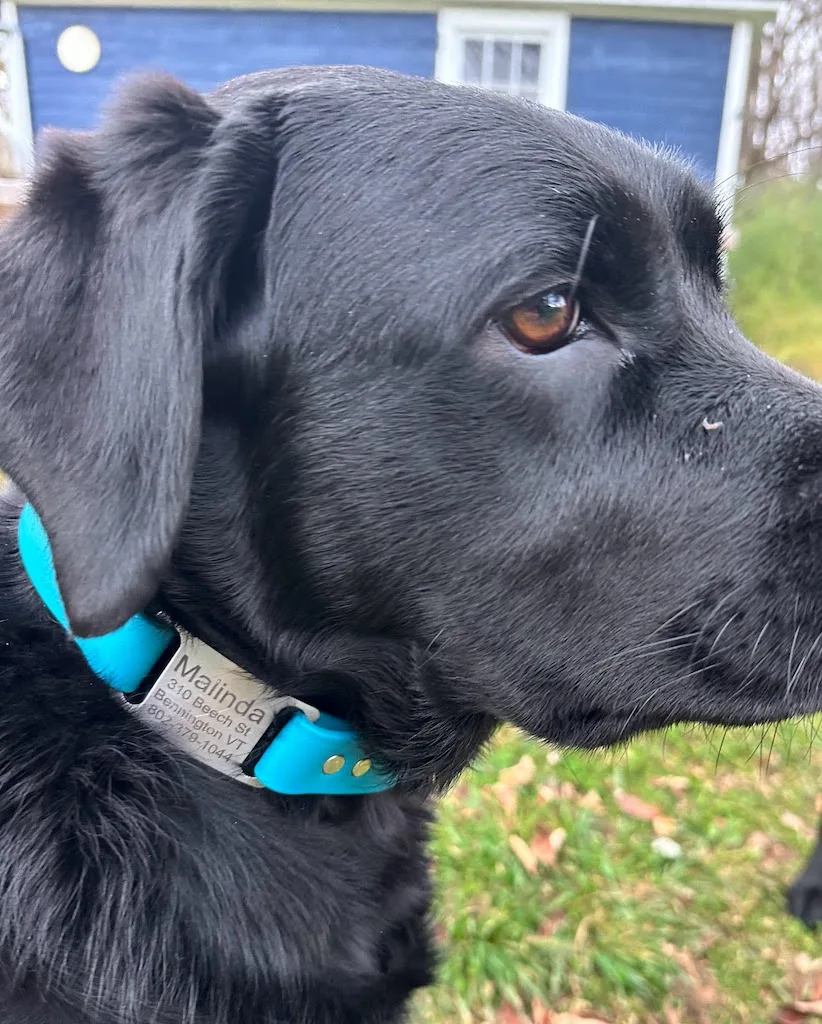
xmin=2 ymin=67 xmax=821 ymax=781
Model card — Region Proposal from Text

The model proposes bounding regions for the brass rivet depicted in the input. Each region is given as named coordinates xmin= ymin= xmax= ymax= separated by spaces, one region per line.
xmin=351 ymin=759 xmax=372 ymax=778
xmin=322 ymin=755 xmax=345 ymax=775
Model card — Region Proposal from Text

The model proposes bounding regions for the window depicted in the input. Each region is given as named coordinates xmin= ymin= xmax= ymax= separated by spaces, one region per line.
xmin=435 ymin=9 xmax=570 ymax=110
xmin=0 ymin=0 xmax=33 ymax=177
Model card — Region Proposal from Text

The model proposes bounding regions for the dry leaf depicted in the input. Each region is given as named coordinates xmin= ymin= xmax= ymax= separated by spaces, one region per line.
xmin=559 ymin=781 xmax=578 ymax=801
xmin=790 ymin=953 xmax=822 ymax=1010
xmin=663 ymin=1002 xmax=683 ymax=1024
xmin=531 ymin=827 xmax=567 ymax=867
xmin=652 ymin=816 xmax=678 ymax=837
xmin=538 ymin=783 xmax=559 ymax=804
xmin=493 ymin=783 xmax=519 ymax=819
xmin=763 ymin=842 xmax=795 ymax=871
xmin=815 ymin=794 xmax=822 ymax=816
xmin=793 ymin=1001 xmax=822 ymax=1014
xmin=665 ymin=944 xmax=718 ymax=1022
xmin=745 ymin=831 xmax=772 ymax=855
xmin=497 ymin=1003 xmax=523 ymax=1024
xmin=615 ymin=790 xmax=660 ymax=822
xmin=509 ymin=834 xmax=538 ymax=874
xmin=499 ymin=755 xmax=537 ymax=788
xmin=781 ymin=811 xmax=815 ymax=840
xmin=654 ymin=776 xmax=690 ymax=795
xmin=775 ymin=1010 xmax=811 ymax=1024
xmin=538 ymin=912 xmax=566 ymax=938
xmin=530 ymin=998 xmax=552 ymax=1024
xmin=579 ymin=790 xmax=604 ymax=812
xmin=552 ymin=1014 xmax=610 ymax=1023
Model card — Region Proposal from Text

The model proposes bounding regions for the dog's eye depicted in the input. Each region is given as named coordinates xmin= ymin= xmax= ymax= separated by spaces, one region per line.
xmin=501 ymin=288 xmax=580 ymax=354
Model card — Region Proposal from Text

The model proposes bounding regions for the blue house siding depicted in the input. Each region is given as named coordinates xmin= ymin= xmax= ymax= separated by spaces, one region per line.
xmin=566 ymin=18 xmax=732 ymax=179
xmin=19 ymin=6 xmax=437 ymax=132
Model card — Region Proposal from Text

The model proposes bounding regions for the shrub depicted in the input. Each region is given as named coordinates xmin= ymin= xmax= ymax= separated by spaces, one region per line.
xmin=728 ymin=180 xmax=822 ymax=379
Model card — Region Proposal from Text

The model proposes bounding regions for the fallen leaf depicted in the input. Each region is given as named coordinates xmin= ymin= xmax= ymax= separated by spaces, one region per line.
xmin=815 ymin=794 xmax=822 ymax=816
xmin=530 ymin=998 xmax=552 ymax=1024
xmin=615 ymin=790 xmax=660 ymax=822
xmin=762 ymin=842 xmax=795 ymax=871
xmin=552 ymin=1014 xmax=610 ymax=1023
xmin=559 ymin=781 xmax=578 ymax=801
xmin=745 ymin=831 xmax=772 ymax=855
xmin=579 ymin=790 xmax=604 ymax=812
xmin=538 ymin=912 xmax=566 ymax=937
xmin=499 ymin=755 xmax=537 ymax=788
xmin=665 ymin=944 xmax=718 ymax=1023
xmin=654 ymin=775 xmax=690 ymax=795
xmin=652 ymin=816 xmax=678 ymax=837
xmin=794 ymin=1001 xmax=822 ymax=1014
xmin=782 ymin=811 xmax=815 ymax=840
xmin=492 ymin=783 xmax=518 ymax=818
xmin=537 ymin=784 xmax=559 ymax=804
xmin=509 ymin=834 xmax=538 ymax=874
xmin=497 ymin=1003 xmax=523 ymax=1024
xmin=790 ymin=953 xmax=822 ymax=1011
xmin=442 ymin=782 xmax=469 ymax=805
xmin=774 ymin=1010 xmax=811 ymax=1024
xmin=663 ymin=1002 xmax=682 ymax=1024
xmin=531 ymin=827 xmax=567 ymax=867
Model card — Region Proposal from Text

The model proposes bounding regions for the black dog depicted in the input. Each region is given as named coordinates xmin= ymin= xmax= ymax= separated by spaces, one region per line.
xmin=2 ymin=64 xmax=822 ymax=1024
xmin=790 ymin=831 xmax=822 ymax=928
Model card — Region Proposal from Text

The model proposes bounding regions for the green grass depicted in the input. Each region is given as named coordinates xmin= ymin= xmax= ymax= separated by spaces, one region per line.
xmin=728 ymin=181 xmax=822 ymax=377
xmin=415 ymin=724 xmax=822 ymax=1023
xmin=415 ymin=182 xmax=822 ymax=1023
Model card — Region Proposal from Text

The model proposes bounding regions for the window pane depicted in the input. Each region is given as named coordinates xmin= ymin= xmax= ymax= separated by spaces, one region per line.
xmin=463 ymin=39 xmax=483 ymax=84
xmin=520 ymin=43 xmax=541 ymax=86
xmin=491 ymin=41 xmax=513 ymax=86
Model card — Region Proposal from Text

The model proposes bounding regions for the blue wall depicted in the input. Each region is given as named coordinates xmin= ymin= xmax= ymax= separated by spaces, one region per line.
xmin=19 ymin=7 xmax=731 ymax=178
xmin=19 ymin=6 xmax=437 ymax=131
xmin=566 ymin=18 xmax=732 ymax=179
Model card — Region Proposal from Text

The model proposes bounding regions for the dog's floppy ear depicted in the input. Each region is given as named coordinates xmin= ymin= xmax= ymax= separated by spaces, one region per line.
xmin=0 ymin=76 xmax=273 ymax=638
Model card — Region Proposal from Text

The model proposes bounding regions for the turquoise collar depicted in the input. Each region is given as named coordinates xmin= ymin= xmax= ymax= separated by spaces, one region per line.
xmin=17 ymin=504 xmax=395 ymax=797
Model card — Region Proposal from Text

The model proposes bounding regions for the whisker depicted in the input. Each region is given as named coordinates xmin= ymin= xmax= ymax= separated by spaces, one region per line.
xmin=715 ymin=144 xmax=822 ymax=195
xmin=685 ymin=586 xmax=745 ymax=675
xmin=787 ymin=629 xmax=822 ymax=700
xmin=748 ymin=620 xmax=771 ymax=670
xmin=569 ymin=215 xmax=598 ymax=302
xmin=786 ymin=597 xmax=801 ymax=699
xmin=705 ymin=613 xmax=738 ymax=663
xmin=590 ymin=632 xmax=702 ymax=672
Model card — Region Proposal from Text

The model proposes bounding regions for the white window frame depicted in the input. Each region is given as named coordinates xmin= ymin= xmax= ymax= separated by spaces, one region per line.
xmin=0 ymin=0 xmax=33 ymax=178
xmin=714 ymin=18 xmax=753 ymax=216
xmin=435 ymin=8 xmax=570 ymax=111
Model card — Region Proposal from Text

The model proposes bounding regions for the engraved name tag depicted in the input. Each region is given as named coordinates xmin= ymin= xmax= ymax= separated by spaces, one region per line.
xmin=125 ymin=632 xmax=318 ymax=785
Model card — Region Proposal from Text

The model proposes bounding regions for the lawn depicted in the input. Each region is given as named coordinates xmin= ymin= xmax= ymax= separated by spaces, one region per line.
xmin=414 ymin=182 xmax=822 ymax=1024
xmin=414 ymin=723 xmax=822 ymax=1023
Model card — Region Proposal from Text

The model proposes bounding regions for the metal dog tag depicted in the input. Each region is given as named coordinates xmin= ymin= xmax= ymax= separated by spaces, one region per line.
xmin=124 ymin=632 xmax=319 ymax=786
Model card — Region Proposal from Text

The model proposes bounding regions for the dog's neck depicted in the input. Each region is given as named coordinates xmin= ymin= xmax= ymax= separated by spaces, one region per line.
xmin=17 ymin=502 xmax=401 ymax=797
xmin=2 ymin=486 xmax=494 ymax=795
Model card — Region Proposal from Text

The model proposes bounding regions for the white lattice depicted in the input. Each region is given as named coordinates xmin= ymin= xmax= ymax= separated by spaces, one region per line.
xmin=0 ymin=2 xmax=32 ymax=179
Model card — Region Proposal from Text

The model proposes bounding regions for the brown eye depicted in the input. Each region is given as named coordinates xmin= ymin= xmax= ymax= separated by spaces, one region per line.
xmin=501 ymin=288 xmax=581 ymax=354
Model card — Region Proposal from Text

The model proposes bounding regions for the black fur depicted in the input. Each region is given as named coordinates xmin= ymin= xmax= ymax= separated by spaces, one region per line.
xmin=2 ymin=65 xmax=822 ymax=1022
xmin=789 ymin=828 xmax=822 ymax=929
